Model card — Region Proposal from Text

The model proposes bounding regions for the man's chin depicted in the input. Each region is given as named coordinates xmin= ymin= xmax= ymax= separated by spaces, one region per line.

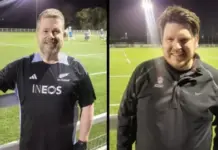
xmin=41 ymin=47 xmax=60 ymax=56
xmin=170 ymin=54 xmax=186 ymax=61
xmin=171 ymin=61 xmax=191 ymax=71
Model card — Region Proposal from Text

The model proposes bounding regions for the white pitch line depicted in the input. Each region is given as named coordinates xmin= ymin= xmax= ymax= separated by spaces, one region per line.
xmin=123 ymin=50 xmax=131 ymax=64
xmin=90 ymin=72 xmax=106 ymax=76
xmin=0 ymin=42 xmax=105 ymax=58
xmin=96 ymin=146 xmax=107 ymax=150
xmin=0 ymin=42 xmax=29 ymax=48
xmin=0 ymin=42 xmax=105 ymax=56
xmin=110 ymin=104 xmax=120 ymax=106
xmin=0 ymin=42 xmax=30 ymax=46
xmin=110 ymin=75 xmax=130 ymax=78
xmin=74 ymin=53 xmax=105 ymax=57
xmin=110 ymin=49 xmax=125 ymax=51
xmin=203 ymin=55 xmax=218 ymax=60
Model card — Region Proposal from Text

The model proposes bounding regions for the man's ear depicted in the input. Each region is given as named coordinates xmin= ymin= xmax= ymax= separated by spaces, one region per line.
xmin=195 ymin=34 xmax=199 ymax=49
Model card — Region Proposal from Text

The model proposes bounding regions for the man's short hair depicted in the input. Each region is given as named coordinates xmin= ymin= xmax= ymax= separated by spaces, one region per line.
xmin=158 ymin=6 xmax=200 ymax=38
xmin=36 ymin=8 xmax=65 ymax=30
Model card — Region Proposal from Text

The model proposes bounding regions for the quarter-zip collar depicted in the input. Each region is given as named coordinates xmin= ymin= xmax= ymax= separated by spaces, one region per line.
xmin=163 ymin=53 xmax=202 ymax=81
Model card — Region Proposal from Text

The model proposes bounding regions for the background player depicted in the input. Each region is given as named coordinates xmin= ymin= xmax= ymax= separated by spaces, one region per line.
xmin=99 ymin=28 xmax=105 ymax=40
xmin=84 ymin=29 xmax=91 ymax=41
xmin=68 ymin=26 xmax=75 ymax=40
xmin=64 ymin=27 xmax=68 ymax=40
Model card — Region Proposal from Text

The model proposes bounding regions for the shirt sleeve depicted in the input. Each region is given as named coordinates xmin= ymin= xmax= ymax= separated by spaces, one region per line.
xmin=0 ymin=59 xmax=20 ymax=93
xmin=77 ymin=73 xmax=96 ymax=108
xmin=117 ymin=67 xmax=139 ymax=150
xmin=205 ymin=65 xmax=218 ymax=150
xmin=117 ymin=61 xmax=150 ymax=150
xmin=211 ymin=93 xmax=218 ymax=150
xmin=75 ymin=61 xmax=96 ymax=108
xmin=213 ymin=116 xmax=218 ymax=150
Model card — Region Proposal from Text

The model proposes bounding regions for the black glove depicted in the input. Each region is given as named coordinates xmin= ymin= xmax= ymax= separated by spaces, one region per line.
xmin=74 ymin=140 xmax=87 ymax=150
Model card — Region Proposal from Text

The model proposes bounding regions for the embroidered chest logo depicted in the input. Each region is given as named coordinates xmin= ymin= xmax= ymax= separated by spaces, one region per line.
xmin=57 ymin=73 xmax=70 ymax=82
xmin=154 ymin=76 xmax=164 ymax=88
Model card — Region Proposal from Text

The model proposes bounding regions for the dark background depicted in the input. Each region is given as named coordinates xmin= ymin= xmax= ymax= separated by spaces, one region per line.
xmin=1 ymin=0 xmax=218 ymax=43
xmin=0 ymin=0 xmax=107 ymax=28
xmin=110 ymin=0 xmax=218 ymax=43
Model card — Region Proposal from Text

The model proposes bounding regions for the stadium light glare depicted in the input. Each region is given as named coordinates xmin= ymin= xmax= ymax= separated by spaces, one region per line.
xmin=0 ymin=0 xmax=16 ymax=7
xmin=142 ymin=1 xmax=153 ymax=10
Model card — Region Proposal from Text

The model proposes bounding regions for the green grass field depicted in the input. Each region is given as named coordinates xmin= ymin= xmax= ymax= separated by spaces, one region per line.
xmin=110 ymin=47 xmax=218 ymax=150
xmin=0 ymin=32 xmax=106 ymax=145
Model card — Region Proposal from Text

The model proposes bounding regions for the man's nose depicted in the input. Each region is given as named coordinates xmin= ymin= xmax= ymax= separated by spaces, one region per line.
xmin=172 ymin=40 xmax=182 ymax=49
xmin=48 ymin=32 xmax=55 ymax=39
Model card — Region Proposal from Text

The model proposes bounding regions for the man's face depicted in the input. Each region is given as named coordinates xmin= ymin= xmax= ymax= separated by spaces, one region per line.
xmin=37 ymin=17 xmax=64 ymax=56
xmin=161 ymin=23 xmax=199 ymax=70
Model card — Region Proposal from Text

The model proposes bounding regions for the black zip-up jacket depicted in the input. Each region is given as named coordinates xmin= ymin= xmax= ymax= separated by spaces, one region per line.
xmin=117 ymin=55 xmax=218 ymax=150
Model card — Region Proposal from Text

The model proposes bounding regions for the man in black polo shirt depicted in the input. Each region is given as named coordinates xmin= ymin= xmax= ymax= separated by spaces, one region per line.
xmin=117 ymin=6 xmax=218 ymax=150
xmin=0 ymin=9 xmax=95 ymax=150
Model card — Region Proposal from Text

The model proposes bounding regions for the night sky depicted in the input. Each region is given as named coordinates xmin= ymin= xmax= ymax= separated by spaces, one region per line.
xmin=0 ymin=0 xmax=106 ymax=28
xmin=110 ymin=0 xmax=218 ymax=40
xmin=1 ymin=0 xmax=218 ymax=41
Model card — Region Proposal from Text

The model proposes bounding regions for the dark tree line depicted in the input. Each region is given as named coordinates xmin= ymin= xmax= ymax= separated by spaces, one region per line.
xmin=60 ymin=4 xmax=106 ymax=30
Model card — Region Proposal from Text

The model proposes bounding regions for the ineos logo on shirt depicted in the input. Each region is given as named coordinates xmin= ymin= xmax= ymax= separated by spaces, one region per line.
xmin=32 ymin=84 xmax=62 ymax=95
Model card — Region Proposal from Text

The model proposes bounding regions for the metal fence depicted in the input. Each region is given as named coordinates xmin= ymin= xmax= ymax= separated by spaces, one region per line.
xmin=109 ymin=43 xmax=218 ymax=48
xmin=0 ymin=28 xmax=106 ymax=34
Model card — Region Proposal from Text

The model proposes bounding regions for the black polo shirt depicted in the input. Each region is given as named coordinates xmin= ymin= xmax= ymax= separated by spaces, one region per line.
xmin=0 ymin=52 xmax=96 ymax=150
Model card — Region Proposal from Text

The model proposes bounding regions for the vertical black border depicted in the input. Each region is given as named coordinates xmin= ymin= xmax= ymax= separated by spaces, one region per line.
xmin=106 ymin=0 xmax=110 ymax=149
